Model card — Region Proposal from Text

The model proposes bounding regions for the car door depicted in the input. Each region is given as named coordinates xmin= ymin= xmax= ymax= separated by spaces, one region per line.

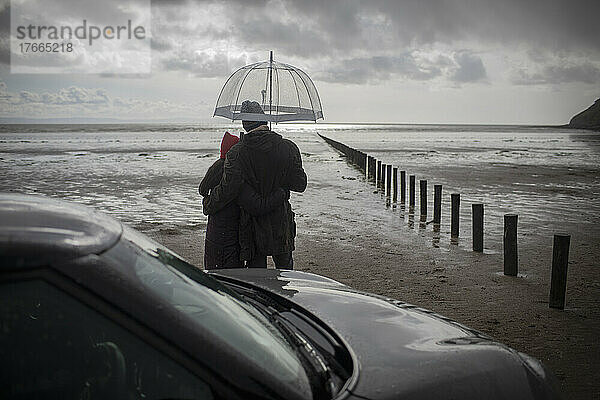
xmin=0 ymin=269 xmax=217 ymax=400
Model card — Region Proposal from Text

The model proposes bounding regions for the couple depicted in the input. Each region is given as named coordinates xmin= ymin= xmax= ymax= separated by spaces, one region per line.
xmin=199 ymin=100 xmax=307 ymax=270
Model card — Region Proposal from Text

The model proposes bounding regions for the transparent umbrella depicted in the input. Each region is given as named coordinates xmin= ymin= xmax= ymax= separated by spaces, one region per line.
xmin=214 ymin=51 xmax=323 ymax=123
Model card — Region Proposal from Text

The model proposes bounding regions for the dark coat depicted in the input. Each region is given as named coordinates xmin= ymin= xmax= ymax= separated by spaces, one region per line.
xmin=202 ymin=126 xmax=307 ymax=260
xmin=199 ymin=157 xmax=288 ymax=267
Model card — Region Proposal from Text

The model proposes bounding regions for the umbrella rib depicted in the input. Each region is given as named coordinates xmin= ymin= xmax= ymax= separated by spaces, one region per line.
xmin=232 ymin=62 xmax=263 ymax=116
xmin=303 ymin=70 xmax=324 ymax=119
xmin=288 ymin=69 xmax=302 ymax=112
xmin=275 ymin=67 xmax=280 ymax=116
xmin=214 ymin=64 xmax=247 ymax=117
xmin=263 ymin=65 xmax=270 ymax=109
xmin=294 ymin=69 xmax=317 ymax=121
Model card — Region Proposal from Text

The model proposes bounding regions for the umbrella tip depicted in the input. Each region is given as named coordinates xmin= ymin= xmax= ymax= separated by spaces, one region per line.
xmin=270 ymin=50 xmax=273 ymax=62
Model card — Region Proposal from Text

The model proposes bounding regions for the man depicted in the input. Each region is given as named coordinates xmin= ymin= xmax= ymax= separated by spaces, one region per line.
xmin=198 ymin=131 xmax=288 ymax=270
xmin=202 ymin=100 xmax=307 ymax=269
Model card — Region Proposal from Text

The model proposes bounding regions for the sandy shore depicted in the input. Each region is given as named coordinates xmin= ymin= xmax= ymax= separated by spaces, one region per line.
xmin=148 ymin=150 xmax=600 ymax=400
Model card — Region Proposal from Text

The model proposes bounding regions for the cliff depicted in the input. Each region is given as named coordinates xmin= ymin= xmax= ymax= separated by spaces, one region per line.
xmin=569 ymin=98 xmax=600 ymax=131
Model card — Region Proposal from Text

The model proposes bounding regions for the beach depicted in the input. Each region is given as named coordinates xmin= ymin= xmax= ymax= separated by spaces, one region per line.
xmin=1 ymin=123 xmax=599 ymax=398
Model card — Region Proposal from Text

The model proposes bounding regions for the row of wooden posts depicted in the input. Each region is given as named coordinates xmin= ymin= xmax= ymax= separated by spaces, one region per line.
xmin=318 ymin=134 xmax=571 ymax=310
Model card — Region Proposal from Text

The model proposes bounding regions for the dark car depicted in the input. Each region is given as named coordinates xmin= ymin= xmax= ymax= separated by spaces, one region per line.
xmin=0 ymin=193 xmax=561 ymax=400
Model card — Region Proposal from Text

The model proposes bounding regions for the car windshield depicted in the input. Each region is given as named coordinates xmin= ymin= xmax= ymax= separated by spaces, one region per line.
xmin=102 ymin=226 xmax=312 ymax=398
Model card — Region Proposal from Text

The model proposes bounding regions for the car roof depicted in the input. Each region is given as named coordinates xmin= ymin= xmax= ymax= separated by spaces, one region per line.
xmin=0 ymin=193 xmax=123 ymax=268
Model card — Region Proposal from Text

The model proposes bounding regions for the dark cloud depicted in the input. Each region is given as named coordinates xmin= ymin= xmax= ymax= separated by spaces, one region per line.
xmin=2 ymin=0 xmax=597 ymax=85
xmin=0 ymin=38 xmax=9 ymax=65
xmin=0 ymin=2 xmax=9 ymax=34
xmin=162 ymin=50 xmax=248 ymax=77
xmin=150 ymin=37 xmax=173 ymax=52
xmin=315 ymin=53 xmax=443 ymax=84
xmin=163 ymin=0 xmax=600 ymax=55
xmin=13 ymin=0 xmax=148 ymax=26
xmin=148 ymin=0 xmax=599 ymax=85
xmin=512 ymin=62 xmax=600 ymax=85
xmin=0 ymin=2 xmax=9 ymax=64
xmin=451 ymin=52 xmax=487 ymax=83
xmin=233 ymin=17 xmax=326 ymax=58
xmin=314 ymin=51 xmax=487 ymax=85
xmin=543 ymin=64 xmax=600 ymax=84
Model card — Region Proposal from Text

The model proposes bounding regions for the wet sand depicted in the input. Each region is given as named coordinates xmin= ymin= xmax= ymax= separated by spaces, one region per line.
xmin=149 ymin=145 xmax=600 ymax=400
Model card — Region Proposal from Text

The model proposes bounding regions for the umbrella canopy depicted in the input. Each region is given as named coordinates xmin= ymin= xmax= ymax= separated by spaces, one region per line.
xmin=214 ymin=52 xmax=323 ymax=123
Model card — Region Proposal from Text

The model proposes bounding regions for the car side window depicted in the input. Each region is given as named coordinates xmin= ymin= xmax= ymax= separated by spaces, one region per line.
xmin=0 ymin=279 xmax=214 ymax=400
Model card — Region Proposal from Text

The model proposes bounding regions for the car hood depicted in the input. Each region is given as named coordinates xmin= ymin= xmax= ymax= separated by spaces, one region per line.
xmin=210 ymin=269 xmax=560 ymax=400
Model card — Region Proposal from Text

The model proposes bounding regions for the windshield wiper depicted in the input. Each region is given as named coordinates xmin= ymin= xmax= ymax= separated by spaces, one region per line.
xmin=272 ymin=312 xmax=336 ymax=397
xmin=283 ymin=320 xmax=338 ymax=397
xmin=241 ymin=294 xmax=338 ymax=398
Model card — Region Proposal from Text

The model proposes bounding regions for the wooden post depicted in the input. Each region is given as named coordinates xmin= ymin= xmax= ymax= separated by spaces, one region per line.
xmin=451 ymin=193 xmax=460 ymax=237
xmin=377 ymin=160 xmax=382 ymax=188
xmin=400 ymin=171 xmax=406 ymax=203
xmin=472 ymin=203 xmax=484 ymax=252
xmin=382 ymin=164 xmax=387 ymax=192
xmin=371 ymin=157 xmax=375 ymax=180
xmin=433 ymin=184 xmax=442 ymax=224
xmin=386 ymin=164 xmax=392 ymax=197
xmin=372 ymin=157 xmax=376 ymax=181
xmin=392 ymin=168 xmax=398 ymax=203
xmin=362 ymin=152 xmax=367 ymax=173
xmin=372 ymin=157 xmax=377 ymax=182
xmin=549 ymin=234 xmax=571 ymax=309
xmin=419 ymin=180 xmax=427 ymax=217
xmin=373 ymin=158 xmax=377 ymax=182
xmin=409 ymin=175 xmax=416 ymax=208
xmin=359 ymin=151 xmax=364 ymax=172
xmin=503 ymin=214 xmax=518 ymax=276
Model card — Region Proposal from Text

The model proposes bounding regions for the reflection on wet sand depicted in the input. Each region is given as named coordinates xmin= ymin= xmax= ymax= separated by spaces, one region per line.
xmin=407 ymin=207 xmax=415 ymax=229
xmin=568 ymin=132 xmax=600 ymax=152
xmin=432 ymin=224 xmax=441 ymax=248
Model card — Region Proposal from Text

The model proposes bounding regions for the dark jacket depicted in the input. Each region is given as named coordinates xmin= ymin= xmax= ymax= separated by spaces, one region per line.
xmin=202 ymin=125 xmax=307 ymax=259
xmin=199 ymin=158 xmax=288 ymax=249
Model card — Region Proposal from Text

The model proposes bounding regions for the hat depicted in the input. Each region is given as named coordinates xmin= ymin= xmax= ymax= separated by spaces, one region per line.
xmin=220 ymin=131 xmax=240 ymax=159
xmin=240 ymin=100 xmax=265 ymax=115
xmin=240 ymin=100 xmax=267 ymax=132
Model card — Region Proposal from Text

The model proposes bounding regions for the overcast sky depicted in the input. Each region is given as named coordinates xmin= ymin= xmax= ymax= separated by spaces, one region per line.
xmin=1 ymin=0 xmax=599 ymax=124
